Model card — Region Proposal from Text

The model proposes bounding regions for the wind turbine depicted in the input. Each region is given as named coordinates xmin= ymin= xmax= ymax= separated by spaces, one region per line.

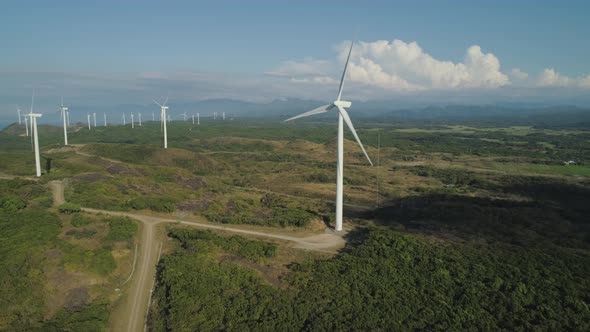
xmin=181 ymin=112 xmax=187 ymax=122
xmin=192 ymin=114 xmax=195 ymax=125
xmin=26 ymin=91 xmax=43 ymax=177
xmin=213 ymin=112 xmax=217 ymax=120
xmin=122 ymin=113 xmax=126 ymax=125
xmin=104 ymin=112 xmax=107 ymax=126
xmin=130 ymin=112 xmax=135 ymax=128
xmin=284 ymin=40 xmax=372 ymax=232
xmin=138 ymin=112 xmax=142 ymax=126
xmin=153 ymin=98 xmax=169 ymax=149
xmin=93 ymin=112 xmax=97 ymax=127
xmin=24 ymin=116 xmax=29 ymax=136
xmin=197 ymin=112 xmax=200 ymax=125
xmin=87 ymin=113 xmax=91 ymax=130
xmin=59 ymin=98 xmax=68 ymax=145
xmin=17 ymin=107 xmax=22 ymax=125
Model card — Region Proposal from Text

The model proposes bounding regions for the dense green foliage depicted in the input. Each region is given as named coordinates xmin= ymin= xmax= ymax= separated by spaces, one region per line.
xmin=58 ymin=202 xmax=81 ymax=214
xmin=37 ymin=303 xmax=110 ymax=332
xmin=152 ymin=227 xmax=590 ymax=331
xmin=106 ymin=216 xmax=138 ymax=242
xmin=168 ymin=228 xmax=277 ymax=261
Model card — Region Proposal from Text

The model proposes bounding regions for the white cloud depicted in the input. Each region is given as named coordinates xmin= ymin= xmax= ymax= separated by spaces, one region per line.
xmin=269 ymin=39 xmax=511 ymax=92
xmin=537 ymin=68 xmax=590 ymax=88
xmin=343 ymin=40 xmax=509 ymax=90
xmin=510 ymin=68 xmax=529 ymax=81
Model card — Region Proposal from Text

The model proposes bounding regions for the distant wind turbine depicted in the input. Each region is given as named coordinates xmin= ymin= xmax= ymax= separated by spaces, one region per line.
xmin=192 ymin=114 xmax=195 ymax=125
xmin=197 ymin=112 xmax=200 ymax=125
xmin=17 ymin=107 xmax=22 ymax=125
xmin=87 ymin=113 xmax=91 ymax=130
xmin=181 ymin=112 xmax=187 ymax=122
xmin=93 ymin=112 xmax=97 ymax=127
xmin=153 ymin=98 xmax=169 ymax=149
xmin=284 ymin=40 xmax=372 ymax=232
xmin=104 ymin=112 xmax=107 ymax=126
xmin=26 ymin=90 xmax=43 ymax=177
xmin=130 ymin=112 xmax=135 ymax=128
xmin=138 ymin=112 xmax=142 ymax=126
xmin=122 ymin=113 xmax=126 ymax=125
xmin=24 ymin=116 xmax=29 ymax=136
xmin=59 ymin=97 xmax=68 ymax=145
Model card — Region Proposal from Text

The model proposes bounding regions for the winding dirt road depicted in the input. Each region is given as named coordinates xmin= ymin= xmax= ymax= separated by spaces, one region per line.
xmin=49 ymin=180 xmax=346 ymax=332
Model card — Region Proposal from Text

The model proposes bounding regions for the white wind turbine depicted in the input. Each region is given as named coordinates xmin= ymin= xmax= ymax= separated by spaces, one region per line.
xmin=17 ymin=107 xmax=22 ymax=125
xmin=284 ymin=41 xmax=372 ymax=232
xmin=26 ymin=91 xmax=43 ymax=177
xmin=197 ymin=112 xmax=200 ymax=125
xmin=130 ymin=112 xmax=135 ymax=128
xmin=122 ymin=113 xmax=126 ymax=125
xmin=93 ymin=112 xmax=97 ymax=127
xmin=153 ymin=98 xmax=169 ymax=149
xmin=59 ymin=97 xmax=68 ymax=145
xmin=192 ymin=114 xmax=195 ymax=125
xmin=104 ymin=112 xmax=107 ymax=126
xmin=86 ymin=113 xmax=91 ymax=130
xmin=138 ymin=112 xmax=142 ymax=126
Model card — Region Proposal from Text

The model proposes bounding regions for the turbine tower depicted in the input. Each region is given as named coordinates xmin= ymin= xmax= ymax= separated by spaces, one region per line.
xmin=122 ymin=113 xmax=126 ymax=125
xmin=192 ymin=114 xmax=195 ymax=125
xmin=130 ymin=113 xmax=135 ymax=128
xmin=153 ymin=98 xmax=169 ymax=149
xmin=26 ymin=91 xmax=43 ymax=177
xmin=284 ymin=41 xmax=372 ymax=232
xmin=17 ymin=107 xmax=22 ymax=125
xmin=138 ymin=112 xmax=142 ymax=126
xmin=59 ymin=98 xmax=68 ymax=145
xmin=197 ymin=112 xmax=200 ymax=125
xmin=93 ymin=112 xmax=97 ymax=127
xmin=24 ymin=116 xmax=29 ymax=136
xmin=182 ymin=112 xmax=187 ymax=122
xmin=104 ymin=112 xmax=107 ymax=126
xmin=87 ymin=113 xmax=91 ymax=130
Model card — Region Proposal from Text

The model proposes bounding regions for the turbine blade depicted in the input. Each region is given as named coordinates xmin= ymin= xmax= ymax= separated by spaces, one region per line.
xmin=337 ymin=106 xmax=373 ymax=166
xmin=336 ymin=40 xmax=354 ymax=102
xmin=152 ymin=99 xmax=162 ymax=107
xmin=284 ymin=104 xmax=333 ymax=122
xmin=163 ymin=97 xmax=169 ymax=107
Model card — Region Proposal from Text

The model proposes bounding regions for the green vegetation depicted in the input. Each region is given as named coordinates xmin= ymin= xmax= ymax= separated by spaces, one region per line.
xmin=106 ymin=216 xmax=138 ymax=241
xmin=152 ymin=226 xmax=590 ymax=331
xmin=58 ymin=202 xmax=81 ymax=214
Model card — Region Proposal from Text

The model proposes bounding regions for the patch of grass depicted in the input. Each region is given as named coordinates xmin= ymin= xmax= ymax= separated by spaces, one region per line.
xmin=106 ymin=217 xmax=138 ymax=242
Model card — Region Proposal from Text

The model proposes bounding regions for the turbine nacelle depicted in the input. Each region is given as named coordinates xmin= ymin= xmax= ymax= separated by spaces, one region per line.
xmin=333 ymin=100 xmax=351 ymax=108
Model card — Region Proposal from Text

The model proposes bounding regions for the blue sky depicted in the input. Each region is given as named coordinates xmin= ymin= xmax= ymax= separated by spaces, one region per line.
xmin=1 ymin=0 xmax=590 ymax=115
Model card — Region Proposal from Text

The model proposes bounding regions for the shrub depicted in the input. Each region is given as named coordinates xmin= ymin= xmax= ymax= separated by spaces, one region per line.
xmin=58 ymin=202 xmax=81 ymax=214
xmin=106 ymin=217 xmax=138 ymax=241
xmin=1 ymin=195 xmax=26 ymax=212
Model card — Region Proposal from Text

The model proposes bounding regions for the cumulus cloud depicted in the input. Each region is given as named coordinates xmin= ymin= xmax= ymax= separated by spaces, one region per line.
xmin=510 ymin=68 xmax=529 ymax=81
xmin=537 ymin=68 xmax=590 ymax=88
xmin=343 ymin=40 xmax=509 ymax=90
xmin=268 ymin=38 xmax=511 ymax=92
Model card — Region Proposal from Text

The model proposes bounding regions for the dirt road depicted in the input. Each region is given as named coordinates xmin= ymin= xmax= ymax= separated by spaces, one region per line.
xmin=50 ymin=181 xmax=346 ymax=332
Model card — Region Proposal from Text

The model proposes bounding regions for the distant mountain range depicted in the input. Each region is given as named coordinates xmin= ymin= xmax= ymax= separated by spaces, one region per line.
xmin=2 ymin=98 xmax=590 ymax=129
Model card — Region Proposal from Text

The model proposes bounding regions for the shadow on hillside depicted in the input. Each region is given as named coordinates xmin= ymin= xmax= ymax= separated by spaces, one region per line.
xmin=362 ymin=178 xmax=590 ymax=248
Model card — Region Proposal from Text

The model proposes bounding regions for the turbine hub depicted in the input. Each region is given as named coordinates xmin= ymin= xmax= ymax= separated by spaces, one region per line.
xmin=333 ymin=100 xmax=352 ymax=108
